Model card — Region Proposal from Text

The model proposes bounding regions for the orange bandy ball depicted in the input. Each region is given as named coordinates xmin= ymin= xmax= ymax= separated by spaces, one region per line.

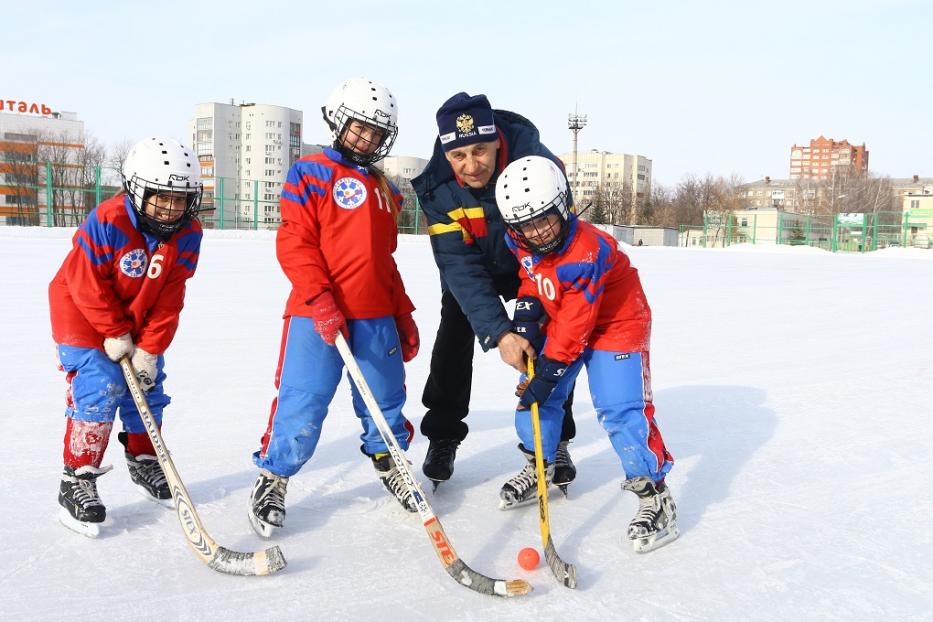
xmin=518 ymin=547 xmax=540 ymax=570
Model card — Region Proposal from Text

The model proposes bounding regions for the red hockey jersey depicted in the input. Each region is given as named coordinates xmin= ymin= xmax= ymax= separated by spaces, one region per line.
xmin=277 ymin=148 xmax=414 ymax=319
xmin=49 ymin=195 xmax=202 ymax=354
xmin=506 ymin=217 xmax=651 ymax=365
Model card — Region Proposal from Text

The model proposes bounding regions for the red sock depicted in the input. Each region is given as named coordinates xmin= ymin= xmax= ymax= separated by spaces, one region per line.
xmin=123 ymin=432 xmax=157 ymax=457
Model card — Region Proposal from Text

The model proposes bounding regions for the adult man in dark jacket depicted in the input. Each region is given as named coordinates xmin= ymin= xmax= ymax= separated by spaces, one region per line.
xmin=412 ymin=92 xmax=575 ymax=489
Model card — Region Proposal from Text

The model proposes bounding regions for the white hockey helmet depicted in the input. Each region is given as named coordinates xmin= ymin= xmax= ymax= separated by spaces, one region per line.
xmin=321 ymin=77 xmax=398 ymax=166
xmin=495 ymin=156 xmax=571 ymax=254
xmin=122 ymin=137 xmax=202 ymax=239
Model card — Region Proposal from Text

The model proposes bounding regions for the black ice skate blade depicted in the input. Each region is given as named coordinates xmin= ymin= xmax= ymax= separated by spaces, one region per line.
xmin=248 ymin=509 xmax=280 ymax=539
xmin=135 ymin=484 xmax=174 ymax=509
xmin=58 ymin=507 xmax=102 ymax=538
xmin=631 ymin=523 xmax=681 ymax=553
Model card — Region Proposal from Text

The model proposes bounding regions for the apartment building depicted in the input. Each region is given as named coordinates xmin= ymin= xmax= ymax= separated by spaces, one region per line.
xmin=789 ymin=136 xmax=868 ymax=180
xmin=557 ymin=149 xmax=651 ymax=222
xmin=190 ymin=101 xmax=302 ymax=228
xmin=380 ymin=155 xmax=428 ymax=181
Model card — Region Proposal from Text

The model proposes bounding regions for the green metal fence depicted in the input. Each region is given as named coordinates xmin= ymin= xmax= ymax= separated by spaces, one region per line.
xmin=0 ymin=164 xmax=427 ymax=234
xmin=681 ymin=210 xmax=932 ymax=252
xmin=7 ymin=163 xmax=929 ymax=251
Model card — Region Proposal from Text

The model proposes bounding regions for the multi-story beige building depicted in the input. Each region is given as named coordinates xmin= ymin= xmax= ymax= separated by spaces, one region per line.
xmin=739 ymin=176 xmax=834 ymax=215
xmin=189 ymin=101 xmax=302 ymax=229
xmin=789 ymin=136 xmax=868 ymax=180
xmin=896 ymin=176 xmax=933 ymax=247
xmin=558 ymin=149 xmax=651 ymax=223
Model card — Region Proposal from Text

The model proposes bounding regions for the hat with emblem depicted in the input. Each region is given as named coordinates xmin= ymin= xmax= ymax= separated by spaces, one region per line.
xmin=435 ymin=92 xmax=497 ymax=152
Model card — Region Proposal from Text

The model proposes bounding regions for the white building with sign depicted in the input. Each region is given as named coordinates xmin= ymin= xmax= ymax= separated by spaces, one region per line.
xmin=0 ymin=101 xmax=85 ymax=225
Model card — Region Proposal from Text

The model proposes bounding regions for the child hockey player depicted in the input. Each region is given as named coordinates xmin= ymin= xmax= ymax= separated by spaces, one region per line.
xmin=495 ymin=155 xmax=679 ymax=553
xmin=50 ymin=137 xmax=203 ymax=537
xmin=248 ymin=77 xmax=420 ymax=538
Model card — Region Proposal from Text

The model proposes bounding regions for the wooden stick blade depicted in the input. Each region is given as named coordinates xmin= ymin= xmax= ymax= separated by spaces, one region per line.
xmin=119 ymin=357 xmax=287 ymax=577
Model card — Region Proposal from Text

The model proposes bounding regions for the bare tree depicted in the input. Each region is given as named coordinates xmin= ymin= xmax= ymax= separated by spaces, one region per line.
xmin=37 ymin=130 xmax=87 ymax=226
xmin=107 ymin=138 xmax=133 ymax=183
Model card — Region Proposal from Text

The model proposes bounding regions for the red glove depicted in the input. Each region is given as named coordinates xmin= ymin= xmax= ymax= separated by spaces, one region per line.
xmin=308 ymin=291 xmax=346 ymax=345
xmin=395 ymin=313 xmax=420 ymax=362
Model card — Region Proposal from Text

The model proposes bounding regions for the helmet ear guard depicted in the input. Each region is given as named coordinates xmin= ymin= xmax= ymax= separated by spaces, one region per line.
xmin=495 ymin=156 xmax=571 ymax=254
xmin=122 ymin=138 xmax=202 ymax=240
xmin=322 ymin=77 xmax=398 ymax=166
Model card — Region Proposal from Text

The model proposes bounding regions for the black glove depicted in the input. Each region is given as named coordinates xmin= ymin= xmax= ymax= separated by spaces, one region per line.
xmin=518 ymin=356 xmax=567 ymax=409
xmin=512 ymin=296 xmax=546 ymax=353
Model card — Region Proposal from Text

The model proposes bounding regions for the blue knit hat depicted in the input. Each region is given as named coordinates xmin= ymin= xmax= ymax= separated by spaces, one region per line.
xmin=435 ymin=92 xmax=497 ymax=152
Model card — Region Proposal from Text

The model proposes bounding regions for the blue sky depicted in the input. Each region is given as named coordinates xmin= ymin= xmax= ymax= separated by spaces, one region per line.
xmin=3 ymin=0 xmax=929 ymax=185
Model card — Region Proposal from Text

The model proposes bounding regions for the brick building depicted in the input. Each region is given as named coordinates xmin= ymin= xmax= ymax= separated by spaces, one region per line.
xmin=789 ymin=136 xmax=868 ymax=180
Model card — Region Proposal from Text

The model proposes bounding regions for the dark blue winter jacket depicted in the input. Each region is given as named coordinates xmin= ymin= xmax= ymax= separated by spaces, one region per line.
xmin=412 ymin=110 xmax=568 ymax=351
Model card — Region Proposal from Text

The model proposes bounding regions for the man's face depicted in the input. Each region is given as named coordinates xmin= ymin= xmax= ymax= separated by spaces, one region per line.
xmin=444 ymin=139 xmax=500 ymax=188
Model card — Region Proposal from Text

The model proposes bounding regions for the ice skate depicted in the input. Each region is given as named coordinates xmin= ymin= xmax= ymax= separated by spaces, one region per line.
xmin=58 ymin=465 xmax=113 ymax=538
xmin=120 ymin=433 xmax=172 ymax=508
xmin=422 ymin=439 xmax=459 ymax=491
xmin=498 ymin=445 xmax=554 ymax=510
xmin=553 ymin=440 xmax=576 ymax=497
xmin=372 ymin=452 xmax=418 ymax=512
xmin=249 ymin=469 xmax=289 ymax=538
xmin=623 ymin=477 xmax=680 ymax=553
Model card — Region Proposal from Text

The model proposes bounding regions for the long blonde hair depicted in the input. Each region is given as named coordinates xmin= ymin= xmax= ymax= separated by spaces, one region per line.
xmin=369 ymin=165 xmax=401 ymax=220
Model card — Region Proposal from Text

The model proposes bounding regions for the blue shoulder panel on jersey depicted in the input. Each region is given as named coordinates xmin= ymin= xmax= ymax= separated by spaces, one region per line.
xmin=556 ymin=236 xmax=616 ymax=304
xmin=76 ymin=214 xmax=129 ymax=266
xmin=174 ymin=229 xmax=202 ymax=270
xmin=296 ymin=160 xmax=334 ymax=186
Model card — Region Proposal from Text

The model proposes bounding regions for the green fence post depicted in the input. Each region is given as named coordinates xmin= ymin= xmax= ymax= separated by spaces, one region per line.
xmin=902 ymin=211 xmax=909 ymax=247
xmin=703 ymin=212 xmax=708 ymax=247
xmin=831 ymin=213 xmax=838 ymax=252
xmin=95 ymin=165 xmax=101 ymax=207
xmin=45 ymin=161 xmax=53 ymax=226
xmin=726 ymin=215 xmax=732 ymax=246
xmin=777 ymin=211 xmax=784 ymax=245
xmin=414 ymin=194 xmax=422 ymax=234
xmin=218 ymin=177 xmax=225 ymax=230
xmin=752 ymin=214 xmax=757 ymax=244
xmin=872 ymin=213 xmax=878 ymax=251
xmin=253 ymin=180 xmax=259 ymax=230
xmin=805 ymin=214 xmax=812 ymax=246
xmin=861 ymin=213 xmax=868 ymax=252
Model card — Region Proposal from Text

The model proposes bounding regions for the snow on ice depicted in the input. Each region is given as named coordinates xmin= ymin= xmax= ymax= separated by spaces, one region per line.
xmin=1 ymin=228 xmax=931 ymax=620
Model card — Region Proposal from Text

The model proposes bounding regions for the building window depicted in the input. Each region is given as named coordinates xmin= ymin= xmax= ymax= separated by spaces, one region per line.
xmin=910 ymin=199 xmax=920 ymax=209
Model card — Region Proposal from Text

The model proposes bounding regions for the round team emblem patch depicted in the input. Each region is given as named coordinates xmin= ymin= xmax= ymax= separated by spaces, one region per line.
xmin=120 ymin=248 xmax=148 ymax=278
xmin=333 ymin=177 xmax=367 ymax=210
